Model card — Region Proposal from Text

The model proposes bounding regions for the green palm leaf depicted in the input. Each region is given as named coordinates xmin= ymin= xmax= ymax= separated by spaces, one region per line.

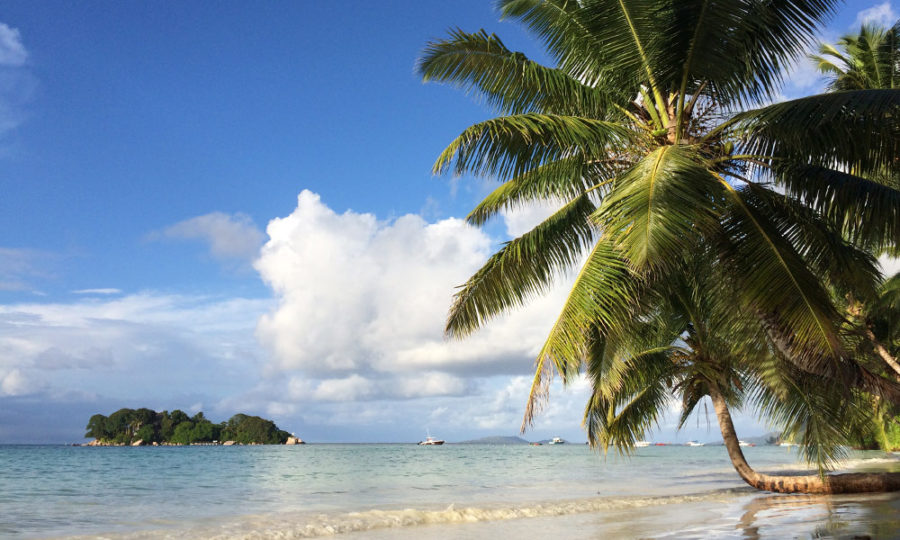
xmin=773 ymin=163 xmax=900 ymax=254
xmin=522 ymin=238 xmax=638 ymax=428
xmin=716 ymin=181 xmax=844 ymax=366
xmin=418 ymin=28 xmax=622 ymax=117
xmin=447 ymin=194 xmax=598 ymax=338
xmin=596 ymin=145 xmax=724 ymax=270
xmin=433 ymin=113 xmax=635 ymax=180
xmin=745 ymin=182 xmax=882 ymax=300
xmin=733 ymin=89 xmax=900 ymax=172
xmin=466 ymin=154 xmax=622 ymax=226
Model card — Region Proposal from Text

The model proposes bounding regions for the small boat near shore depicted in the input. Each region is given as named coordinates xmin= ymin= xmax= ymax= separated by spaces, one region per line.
xmin=738 ymin=440 xmax=755 ymax=447
xmin=685 ymin=440 xmax=704 ymax=447
xmin=548 ymin=437 xmax=565 ymax=445
xmin=418 ymin=433 xmax=445 ymax=445
xmin=634 ymin=441 xmax=651 ymax=447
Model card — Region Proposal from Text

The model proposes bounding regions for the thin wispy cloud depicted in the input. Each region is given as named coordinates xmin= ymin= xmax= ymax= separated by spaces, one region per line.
xmin=0 ymin=247 xmax=55 ymax=292
xmin=854 ymin=2 xmax=897 ymax=27
xmin=72 ymin=288 xmax=122 ymax=295
xmin=0 ymin=21 xmax=33 ymax=149
xmin=153 ymin=212 xmax=265 ymax=268
xmin=0 ymin=23 xmax=27 ymax=66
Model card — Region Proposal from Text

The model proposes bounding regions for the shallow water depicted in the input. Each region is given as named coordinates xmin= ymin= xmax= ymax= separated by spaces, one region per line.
xmin=1 ymin=444 xmax=898 ymax=539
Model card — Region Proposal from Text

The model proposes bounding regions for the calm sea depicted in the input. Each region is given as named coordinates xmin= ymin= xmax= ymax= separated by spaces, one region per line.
xmin=2 ymin=443 xmax=899 ymax=539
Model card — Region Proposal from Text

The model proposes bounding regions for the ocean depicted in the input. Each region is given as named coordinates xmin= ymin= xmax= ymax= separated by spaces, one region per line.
xmin=2 ymin=443 xmax=899 ymax=539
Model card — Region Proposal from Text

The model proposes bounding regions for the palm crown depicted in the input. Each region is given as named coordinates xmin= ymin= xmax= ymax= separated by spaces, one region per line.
xmin=419 ymin=0 xmax=900 ymax=491
xmin=811 ymin=20 xmax=900 ymax=91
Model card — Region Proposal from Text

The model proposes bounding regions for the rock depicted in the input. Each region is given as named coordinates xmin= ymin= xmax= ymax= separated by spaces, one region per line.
xmin=131 ymin=439 xmax=143 ymax=446
xmin=285 ymin=436 xmax=305 ymax=445
xmin=152 ymin=441 xmax=159 ymax=446
xmin=222 ymin=440 xmax=236 ymax=446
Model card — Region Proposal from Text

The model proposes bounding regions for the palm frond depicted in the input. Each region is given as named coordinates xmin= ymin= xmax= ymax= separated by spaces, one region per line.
xmin=522 ymin=238 xmax=639 ymax=429
xmin=745 ymin=182 xmax=883 ymax=301
xmin=596 ymin=145 xmax=724 ymax=270
xmin=584 ymin=343 xmax=678 ymax=453
xmin=732 ymin=89 xmax=900 ymax=172
xmin=667 ymin=0 xmax=839 ymax=107
xmin=773 ymin=163 xmax=900 ymax=254
xmin=418 ymin=28 xmax=622 ymax=117
xmin=716 ymin=180 xmax=844 ymax=366
xmin=433 ymin=113 xmax=635 ymax=180
xmin=447 ymin=194 xmax=597 ymax=338
xmin=748 ymin=362 xmax=861 ymax=471
xmin=498 ymin=0 xmax=645 ymax=92
xmin=466 ymin=154 xmax=622 ymax=226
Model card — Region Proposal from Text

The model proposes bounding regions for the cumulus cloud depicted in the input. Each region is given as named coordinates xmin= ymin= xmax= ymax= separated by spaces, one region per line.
xmin=254 ymin=191 xmax=567 ymax=403
xmin=500 ymin=200 xmax=562 ymax=237
xmin=159 ymin=212 xmax=265 ymax=264
xmin=854 ymin=2 xmax=897 ymax=27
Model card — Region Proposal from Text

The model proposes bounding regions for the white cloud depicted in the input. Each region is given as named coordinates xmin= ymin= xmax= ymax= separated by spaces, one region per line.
xmin=0 ymin=22 xmax=33 ymax=150
xmin=879 ymin=255 xmax=900 ymax=278
xmin=500 ymin=200 xmax=562 ymax=237
xmin=0 ymin=23 xmax=26 ymax=67
xmin=254 ymin=191 xmax=567 ymax=402
xmin=159 ymin=212 xmax=264 ymax=263
xmin=72 ymin=288 xmax=122 ymax=295
xmin=0 ymin=293 xmax=271 ymax=403
xmin=854 ymin=2 xmax=897 ymax=27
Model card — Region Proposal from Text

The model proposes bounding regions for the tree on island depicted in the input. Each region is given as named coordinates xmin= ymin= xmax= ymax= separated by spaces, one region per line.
xmin=84 ymin=408 xmax=291 ymax=445
xmin=420 ymin=0 xmax=900 ymax=493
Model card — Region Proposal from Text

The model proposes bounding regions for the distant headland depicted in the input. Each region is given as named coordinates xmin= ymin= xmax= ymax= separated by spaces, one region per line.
xmin=81 ymin=408 xmax=304 ymax=446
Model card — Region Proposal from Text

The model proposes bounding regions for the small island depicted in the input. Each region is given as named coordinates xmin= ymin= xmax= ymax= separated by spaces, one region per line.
xmin=83 ymin=408 xmax=303 ymax=446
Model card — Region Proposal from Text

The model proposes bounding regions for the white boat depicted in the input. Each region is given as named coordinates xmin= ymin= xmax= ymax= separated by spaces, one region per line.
xmin=548 ymin=437 xmax=565 ymax=445
xmin=418 ymin=436 xmax=445 ymax=445
xmin=634 ymin=441 xmax=651 ymax=447
xmin=685 ymin=440 xmax=705 ymax=447
xmin=778 ymin=441 xmax=797 ymax=447
xmin=738 ymin=440 xmax=755 ymax=447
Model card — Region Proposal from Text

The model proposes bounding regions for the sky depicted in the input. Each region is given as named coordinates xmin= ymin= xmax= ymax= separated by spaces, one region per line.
xmin=0 ymin=1 xmax=896 ymax=444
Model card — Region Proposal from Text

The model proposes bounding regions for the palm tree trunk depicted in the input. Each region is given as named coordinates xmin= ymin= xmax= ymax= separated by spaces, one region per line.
xmin=864 ymin=327 xmax=900 ymax=381
xmin=708 ymin=383 xmax=900 ymax=494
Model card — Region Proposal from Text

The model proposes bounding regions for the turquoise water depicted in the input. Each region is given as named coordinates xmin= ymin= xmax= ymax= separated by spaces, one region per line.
xmin=2 ymin=444 xmax=899 ymax=539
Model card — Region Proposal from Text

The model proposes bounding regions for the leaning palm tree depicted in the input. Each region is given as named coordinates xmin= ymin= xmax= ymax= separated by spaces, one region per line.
xmin=585 ymin=253 xmax=900 ymax=493
xmin=419 ymin=0 xmax=900 ymax=493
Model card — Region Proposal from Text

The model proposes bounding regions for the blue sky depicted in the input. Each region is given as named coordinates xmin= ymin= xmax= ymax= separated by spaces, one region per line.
xmin=0 ymin=1 xmax=895 ymax=444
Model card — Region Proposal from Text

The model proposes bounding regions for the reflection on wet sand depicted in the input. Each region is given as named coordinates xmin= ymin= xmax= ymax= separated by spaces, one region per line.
xmin=737 ymin=492 xmax=900 ymax=539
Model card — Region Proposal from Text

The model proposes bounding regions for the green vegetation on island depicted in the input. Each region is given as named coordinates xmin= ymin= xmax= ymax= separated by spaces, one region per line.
xmin=85 ymin=408 xmax=293 ymax=445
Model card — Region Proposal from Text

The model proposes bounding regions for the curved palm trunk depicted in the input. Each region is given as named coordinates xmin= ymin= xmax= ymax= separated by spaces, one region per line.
xmin=708 ymin=384 xmax=900 ymax=494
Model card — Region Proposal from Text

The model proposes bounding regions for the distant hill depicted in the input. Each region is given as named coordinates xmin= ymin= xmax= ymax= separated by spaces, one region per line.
xmin=702 ymin=432 xmax=780 ymax=446
xmin=457 ymin=435 xmax=531 ymax=445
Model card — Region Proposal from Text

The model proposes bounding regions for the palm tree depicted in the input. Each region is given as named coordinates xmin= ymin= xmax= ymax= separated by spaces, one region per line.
xmin=584 ymin=254 xmax=900 ymax=493
xmin=811 ymin=20 xmax=900 ymax=91
xmin=811 ymin=21 xmax=900 ymax=451
xmin=419 ymin=0 xmax=900 ymax=493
